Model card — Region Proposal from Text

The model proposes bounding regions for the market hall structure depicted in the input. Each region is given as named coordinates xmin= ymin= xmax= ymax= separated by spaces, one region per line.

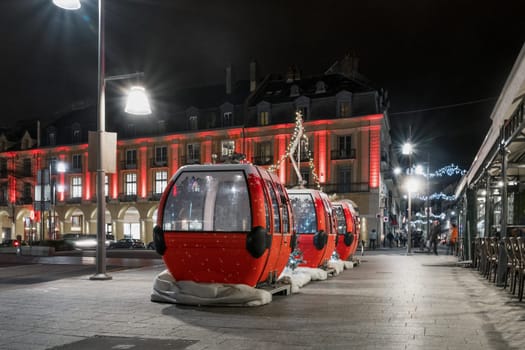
xmin=455 ymin=43 xmax=525 ymax=291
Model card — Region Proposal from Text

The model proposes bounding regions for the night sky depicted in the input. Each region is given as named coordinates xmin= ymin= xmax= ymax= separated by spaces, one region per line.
xmin=1 ymin=0 xmax=524 ymax=171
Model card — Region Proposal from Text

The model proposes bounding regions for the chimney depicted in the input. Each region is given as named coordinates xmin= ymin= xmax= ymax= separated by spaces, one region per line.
xmin=294 ymin=65 xmax=301 ymax=81
xmin=286 ymin=66 xmax=294 ymax=83
xmin=225 ymin=65 xmax=232 ymax=95
xmin=37 ymin=120 xmax=40 ymax=147
xmin=250 ymin=60 xmax=257 ymax=92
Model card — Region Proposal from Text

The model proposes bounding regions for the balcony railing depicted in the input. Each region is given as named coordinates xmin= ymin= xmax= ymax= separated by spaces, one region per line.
xmin=181 ymin=156 xmax=200 ymax=165
xmin=319 ymin=182 xmax=370 ymax=194
xmin=17 ymin=197 xmax=33 ymax=205
xmin=331 ymin=148 xmax=356 ymax=160
xmin=120 ymin=161 xmax=137 ymax=170
xmin=119 ymin=194 xmax=137 ymax=202
xmin=252 ymin=155 xmax=274 ymax=166
xmin=148 ymin=192 xmax=162 ymax=201
xmin=150 ymin=158 xmax=168 ymax=168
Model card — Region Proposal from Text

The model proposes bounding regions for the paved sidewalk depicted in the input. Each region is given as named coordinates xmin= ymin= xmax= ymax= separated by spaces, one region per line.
xmin=0 ymin=249 xmax=523 ymax=350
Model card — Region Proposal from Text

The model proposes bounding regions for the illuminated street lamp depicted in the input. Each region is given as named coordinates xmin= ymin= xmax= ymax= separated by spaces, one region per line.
xmin=53 ymin=0 xmax=151 ymax=280
xmin=402 ymin=142 xmax=413 ymax=156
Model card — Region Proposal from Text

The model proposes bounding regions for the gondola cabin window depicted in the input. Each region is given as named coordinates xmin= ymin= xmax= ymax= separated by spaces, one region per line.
xmin=289 ymin=193 xmax=317 ymax=234
xmin=333 ymin=205 xmax=347 ymax=234
xmin=162 ymin=171 xmax=251 ymax=232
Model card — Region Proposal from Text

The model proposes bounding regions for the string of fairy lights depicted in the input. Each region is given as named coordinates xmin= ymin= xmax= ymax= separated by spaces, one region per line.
xmin=268 ymin=112 xmax=322 ymax=190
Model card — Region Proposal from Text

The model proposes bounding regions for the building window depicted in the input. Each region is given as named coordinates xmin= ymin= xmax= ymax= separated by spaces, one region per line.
xmin=221 ymin=140 xmax=235 ymax=158
xmin=0 ymin=183 xmax=7 ymax=204
xmin=339 ymin=101 xmax=351 ymax=117
xmin=155 ymin=146 xmax=167 ymax=165
xmin=339 ymin=135 xmax=352 ymax=153
xmin=189 ymin=115 xmax=198 ymax=130
xmin=187 ymin=143 xmax=200 ymax=163
xmin=297 ymin=106 xmax=308 ymax=120
xmin=253 ymin=141 xmax=273 ymax=165
xmin=71 ymin=215 xmax=83 ymax=230
xmin=23 ymin=158 xmax=32 ymax=177
xmin=259 ymin=111 xmax=269 ymax=126
xmin=290 ymin=84 xmax=300 ymax=97
xmin=223 ymin=112 xmax=233 ymax=126
xmin=315 ymin=81 xmax=326 ymax=94
xmin=126 ymin=149 xmax=137 ymax=168
xmin=48 ymin=128 xmax=56 ymax=146
xmin=72 ymin=123 xmax=81 ymax=143
xmin=0 ymin=158 xmax=7 ymax=178
xmin=23 ymin=183 xmax=32 ymax=200
xmin=70 ymin=176 xmax=82 ymax=198
xmin=105 ymin=175 xmax=109 ymax=197
xmin=337 ymin=166 xmax=352 ymax=193
xmin=72 ymin=154 xmax=82 ymax=172
xmin=300 ymin=167 xmax=310 ymax=185
xmin=154 ymin=171 xmax=168 ymax=194
xmin=125 ymin=173 xmax=137 ymax=195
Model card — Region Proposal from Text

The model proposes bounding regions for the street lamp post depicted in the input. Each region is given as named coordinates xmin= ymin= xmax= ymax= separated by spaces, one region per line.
xmin=53 ymin=0 xmax=151 ymax=280
xmin=405 ymin=176 xmax=420 ymax=255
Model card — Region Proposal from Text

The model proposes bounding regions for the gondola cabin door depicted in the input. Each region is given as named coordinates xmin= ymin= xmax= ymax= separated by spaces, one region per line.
xmin=287 ymin=188 xmax=337 ymax=268
xmin=332 ymin=201 xmax=358 ymax=260
xmin=154 ymin=164 xmax=293 ymax=287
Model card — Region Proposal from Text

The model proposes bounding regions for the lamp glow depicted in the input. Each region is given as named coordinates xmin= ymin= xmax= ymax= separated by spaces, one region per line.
xmin=402 ymin=142 xmax=413 ymax=155
xmin=52 ymin=0 xmax=81 ymax=10
xmin=125 ymin=86 xmax=152 ymax=115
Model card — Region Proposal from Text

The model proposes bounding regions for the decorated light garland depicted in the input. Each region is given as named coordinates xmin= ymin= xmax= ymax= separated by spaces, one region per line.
xmin=269 ymin=111 xmax=321 ymax=190
xmin=414 ymin=192 xmax=457 ymax=201
xmin=428 ymin=164 xmax=467 ymax=178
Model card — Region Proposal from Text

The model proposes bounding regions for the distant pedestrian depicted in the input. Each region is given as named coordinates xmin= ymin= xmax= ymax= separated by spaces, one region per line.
xmin=448 ymin=223 xmax=458 ymax=256
xmin=387 ymin=231 xmax=394 ymax=248
xmin=369 ymin=229 xmax=377 ymax=250
xmin=430 ymin=220 xmax=440 ymax=255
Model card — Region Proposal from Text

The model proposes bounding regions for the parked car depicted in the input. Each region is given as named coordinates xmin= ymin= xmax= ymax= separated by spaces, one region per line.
xmin=0 ymin=239 xmax=27 ymax=247
xmin=108 ymin=238 xmax=145 ymax=249
xmin=64 ymin=233 xmax=117 ymax=250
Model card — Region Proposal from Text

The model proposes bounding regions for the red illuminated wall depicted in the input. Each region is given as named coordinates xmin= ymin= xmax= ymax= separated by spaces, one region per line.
xmin=316 ymin=131 xmax=327 ymax=183
xmin=369 ymin=126 xmax=381 ymax=188
xmin=140 ymin=147 xmax=148 ymax=198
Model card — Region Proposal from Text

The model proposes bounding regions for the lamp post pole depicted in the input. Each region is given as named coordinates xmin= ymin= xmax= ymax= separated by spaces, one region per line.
xmin=53 ymin=0 xmax=150 ymax=280
xmin=407 ymin=189 xmax=412 ymax=254
xmin=91 ymin=0 xmax=111 ymax=280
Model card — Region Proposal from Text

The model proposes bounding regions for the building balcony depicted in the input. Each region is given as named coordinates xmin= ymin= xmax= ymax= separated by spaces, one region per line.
xmin=331 ymin=148 xmax=356 ymax=160
xmin=17 ymin=197 xmax=33 ymax=205
xmin=252 ymin=155 xmax=274 ymax=166
xmin=119 ymin=194 xmax=137 ymax=202
xmin=181 ymin=156 xmax=200 ymax=165
xmin=0 ymin=171 xmax=7 ymax=179
xmin=321 ymin=182 xmax=369 ymax=194
xmin=120 ymin=161 xmax=137 ymax=170
xmin=150 ymin=158 xmax=168 ymax=168
xmin=148 ymin=192 xmax=162 ymax=201
xmin=66 ymin=197 xmax=82 ymax=204
xmin=0 ymin=199 xmax=8 ymax=206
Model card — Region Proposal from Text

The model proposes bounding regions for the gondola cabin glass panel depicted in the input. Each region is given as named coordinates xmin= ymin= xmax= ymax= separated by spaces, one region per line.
xmin=162 ymin=171 xmax=251 ymax=232
xmin=158 ymin=164 xmax=293 ymax=286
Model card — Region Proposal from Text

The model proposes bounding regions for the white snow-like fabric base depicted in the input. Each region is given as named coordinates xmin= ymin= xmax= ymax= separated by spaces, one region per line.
xmin=278 ymin=267 xmax=328 ymax=293
xmin=327 ymin=260 xmax=345 ymax=275
xmin=344 ymin=260 xmax=354 ymax=269
xmin=151 ymin=270 xmax=272 ymax=306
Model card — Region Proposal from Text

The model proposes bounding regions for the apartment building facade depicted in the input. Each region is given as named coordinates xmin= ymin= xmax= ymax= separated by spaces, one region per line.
xmin=0 ymin=57 xmax=394 ymax=244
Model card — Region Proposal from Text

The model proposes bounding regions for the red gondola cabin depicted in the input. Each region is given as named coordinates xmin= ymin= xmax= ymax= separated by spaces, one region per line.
xmin=154 ymin=164 xmax=294 ymax=287
xmin=332 ymin=200 xmax=359 ymax=260
xmin=287 ymin=188 xmax=337 ymax=268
